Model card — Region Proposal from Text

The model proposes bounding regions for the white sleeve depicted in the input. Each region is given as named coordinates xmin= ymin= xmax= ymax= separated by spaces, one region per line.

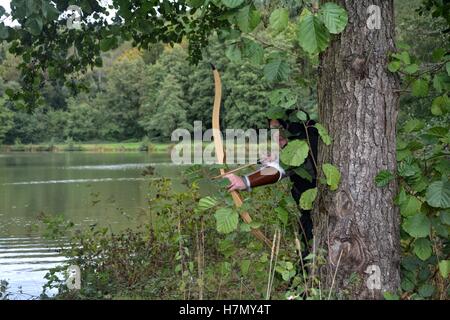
xmin=263 ymin=160 xmax=285 ymax=181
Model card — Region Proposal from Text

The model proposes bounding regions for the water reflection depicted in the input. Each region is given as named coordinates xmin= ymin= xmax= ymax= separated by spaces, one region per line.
xmin=0 ymin=152 xmax=182 ymax=299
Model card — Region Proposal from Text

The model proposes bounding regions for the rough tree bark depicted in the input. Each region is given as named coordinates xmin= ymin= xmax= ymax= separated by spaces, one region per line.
xmin=314 ymin=0 xmax=401 ymax=299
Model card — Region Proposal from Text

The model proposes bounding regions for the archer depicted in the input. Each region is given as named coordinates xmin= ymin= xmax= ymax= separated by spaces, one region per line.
xmin=223 ymin=109 xmax=319 ymax=257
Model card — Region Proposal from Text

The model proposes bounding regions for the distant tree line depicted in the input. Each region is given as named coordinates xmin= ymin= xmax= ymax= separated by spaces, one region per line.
xmin=0 ymin=38 xmax=312 ymax=144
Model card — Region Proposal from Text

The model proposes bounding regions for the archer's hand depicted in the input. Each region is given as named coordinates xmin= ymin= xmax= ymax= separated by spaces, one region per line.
xmin=224 ymin=174 xmax=246 ymax=192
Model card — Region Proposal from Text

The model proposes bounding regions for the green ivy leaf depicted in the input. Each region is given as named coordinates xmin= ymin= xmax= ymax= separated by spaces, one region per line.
xmin=383 ymin=292 xmax=400 ymax=300
xmin=401 ymin=277 xmax=415 ymax=292
xmin=403 ymin=118 xmax=424 ymax=133
xmin=402 ymin=213 xmax=431 ymax=238
xmin=411 ymin=78 xmax=429 ymax=97
xmin=218 ymin=239 xmax=237 ymax=258
xmin=296 ymin=111 xmax=308 ymax=121
xmin=263 ymin=55 xmax=290 ymax=82
xmin=187 ymin=0 xmax=205 ymax=8
xmin=432 ymin=74 xmax=447 ymax=93
xmin=300 ymin=188 xmax=317 ymax=210
xmin=426 ymin=180 xmax=450 ymax=208
xmin=25 ymin=16 xmax=43 ymax=36
xmin=0 ymin=23 xmax=9 ymax=40
xmin=388 ymin=61 xmax=401 ymax=72
xmin=214 ymin=208 xmax=239 ymax=234
xmin=392 ymin=51 xmax=411 ymax=65
xmin=236 ymin=5 xmax=261 ymax=33
xmin=240 ymin=260 xmax=251 ymax=276
xmin=297 ymin=9 xmax=330 ymax=54
xmin=404 ymin=64 xmax=419 ymax=74
xmin=432 ymin=217 xmax=448 ymax=238
xmin=100 ymin=37 xmax=117 ymax=52
xmin=242 ymin=38 xmax=264 ymax=65
xmin=197 ymin=196 xmax=218 ymax=211
xmin=375 ymin=170 xmax=395 ymax=188
xmin=221 ymin=0 xmax=244 ymax=9
xmin=395 ymin=187 xmax=407 ymax=206
xmin=269 ymin=8 xmax=289 ymax=33
xmin=398 ymin=162 xmax=420 ymax=178
xmin=400 ymin=195 xmax=422 ymax=217
xmin=280 ymin=140 xmax=309 ymax=167
xmin=431 ymin=95 xmax=449 ymax=116
xmin=432 ymin=48 xmax=446 ymax=62
xmin=406 ymin=140 xmax=424 ymax=152
xmin=225 ymin=43 xmax=242 ymax=62
xmin=314 ymin=123 xmax=332 ymax=146
xmin=322 ymin=163 xmax=340 ymax=191
xmin=318 ymin=2 xmax=348 ymax=34
xmin=440 ymin=211 xmax=450 ymax=225
xmin=438 ymin=260 xmax=449 ymax=278
xmin=42 ymin=1 xmax=60 ymax=21
xmin=413 ymin=238 xmax=432 ymax=261
xmin=418 ymin=283 xmax=435 ymax=298
xmin=275 ymin=207 xmax=289 ymax=226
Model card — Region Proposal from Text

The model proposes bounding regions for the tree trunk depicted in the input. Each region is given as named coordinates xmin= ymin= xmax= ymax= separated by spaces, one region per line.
xmin=315 ymin=0 xmax=401 ymax=299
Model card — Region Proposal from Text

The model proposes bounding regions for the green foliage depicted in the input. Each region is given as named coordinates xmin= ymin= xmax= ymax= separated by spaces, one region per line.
xmin=37 ymin=169 xmax=308 ymax=300
xmin=297 ymin=9 xmax=330 ymax=54
xmin=280 ymin=140 xmax=309 ymax=167
xmin=269 ymin=8 xmax=289 ymax=34
xmin=263 ymin=54 xmax=291 ymax=82
xmin=413 ymin=238 xmax=432 ymax=261
xmin=322 ymin=163 xmax=341 ymax=191
xmin=439 ymin=260 xmax=450 ymax=278
xmin=64 ymin=100 xmax=101 ymax=141
xmin=197 ymin=196 xmax=219 ymax=211
xmin=314 ymin=123 xmax=331 ymax=146
xmin=400 ymin=194 xmax=422 ymax=217
xmin=235 ymin=5 xmax=261 ymax=33
xmin=214 ymin=208 xmax=239 ymax=234
xmin=426 ymin=179 xmax=450 ymax=208
xmin=296 ymin=3 xmax=347 ymax=55
xmin=380 ymin=38 xmax=449 ymax=298
xmin=222 ymin=0 xmax=244 ymax=9
xmin=299 ymin=187 xmax=317 ymax=210
xmin=0 ymin=98 xmax=13 ymax=142
xmin=375 ymin=170 xmax=395 ymax=187
xmin=318 ymin=2 xmax=348 ymax=34
xmin=3 ymin=0 xmax=447 ymax=301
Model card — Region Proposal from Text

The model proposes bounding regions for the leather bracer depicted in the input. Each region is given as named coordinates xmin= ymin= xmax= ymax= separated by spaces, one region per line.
xmin=243 ymin=166 xmax=283 ymax=191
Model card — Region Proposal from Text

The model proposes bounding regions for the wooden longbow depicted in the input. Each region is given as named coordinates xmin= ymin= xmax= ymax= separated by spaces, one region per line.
xmin=211 ymin=64 xmax=272 ymax=248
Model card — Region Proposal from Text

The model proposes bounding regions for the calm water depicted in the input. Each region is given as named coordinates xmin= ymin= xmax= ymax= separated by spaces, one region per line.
xmin=0 ymin=152 xmax=183 ymax=299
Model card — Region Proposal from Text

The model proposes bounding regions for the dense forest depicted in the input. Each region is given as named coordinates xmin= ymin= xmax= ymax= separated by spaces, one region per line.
xmin=0 ymin=0 xmax=445 ymax=145
xmin=0 ymin=38 xmax=305 ymax=144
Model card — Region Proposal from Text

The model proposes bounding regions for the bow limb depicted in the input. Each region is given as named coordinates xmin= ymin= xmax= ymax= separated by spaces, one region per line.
xmin=211 ymin=65 xmax=272 ymax=248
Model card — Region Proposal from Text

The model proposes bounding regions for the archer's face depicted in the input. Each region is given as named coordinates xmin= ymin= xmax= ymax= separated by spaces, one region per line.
xmin=270 ymin=119 xmax=288 ymax=149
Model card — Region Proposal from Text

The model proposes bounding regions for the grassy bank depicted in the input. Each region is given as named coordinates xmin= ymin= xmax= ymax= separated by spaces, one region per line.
xmin=1 ymin=141 xmax=274 ymax=154
xmin=0 ymin=142 xmax=174 ymax=153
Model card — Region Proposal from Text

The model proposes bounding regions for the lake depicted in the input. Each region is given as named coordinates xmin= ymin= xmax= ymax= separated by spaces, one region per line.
xmin=0 ymin=152 xmax=185 ymax=299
